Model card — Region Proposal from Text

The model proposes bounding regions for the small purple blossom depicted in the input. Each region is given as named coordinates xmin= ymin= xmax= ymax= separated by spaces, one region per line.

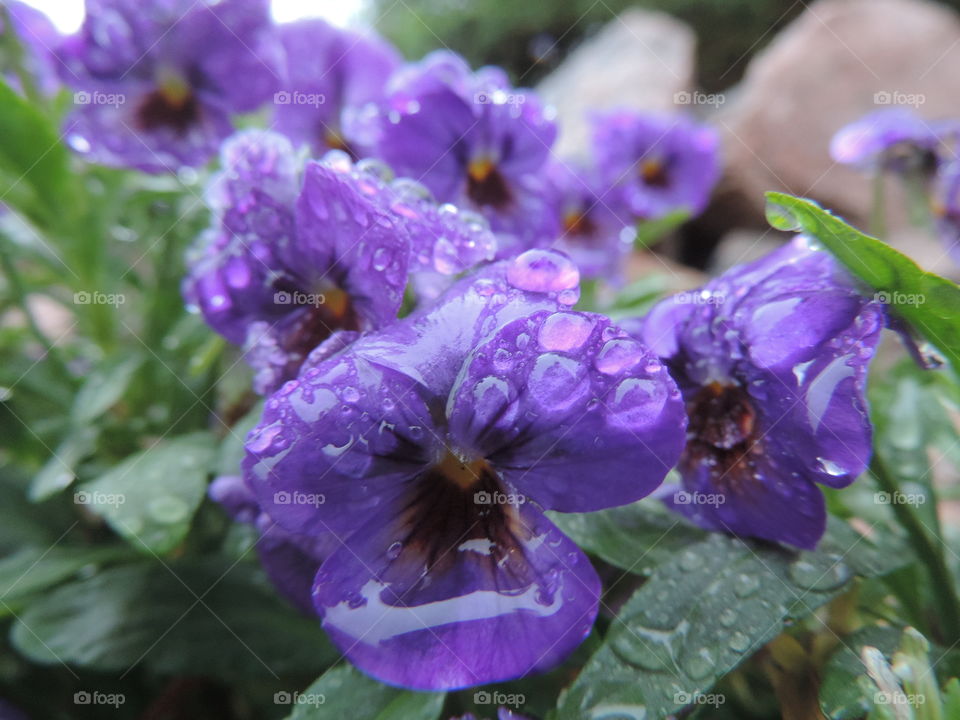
xmin=830 ymin=108 xmax=943 ymax=173
xmin=545 ymin=160 xmax=634 ymax=282
xmin=59 ymin=0 xmax=283 ymax=172
xmin=592 ymin=110 xmax=720 ymax=221
xmin=274 ymin=19 xmax=399 ymax=156
xmin=357 ymin=50 xmax=559 ymax=256
xmin=243 ymin=254 xmax=687 ymax=689
xmin=184 ymin=131 xmax=496 ymax=393
xmin=636 ymin=236 xmax=884 ymax=549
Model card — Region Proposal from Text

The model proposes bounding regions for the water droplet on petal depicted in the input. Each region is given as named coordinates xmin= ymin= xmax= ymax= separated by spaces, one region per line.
xmin=506 ymin=249 xmax=579 ymax=293
xmin=538 ymin=312 xmax=595 ymax=351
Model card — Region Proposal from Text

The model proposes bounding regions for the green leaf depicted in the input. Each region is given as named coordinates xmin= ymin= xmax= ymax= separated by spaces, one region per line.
xmin=78 ymin=432 xmax=216 ymax=554
xmin=557 ymin=522 xmax=903 ymax=720
xmin=819 ymin=626 xmax=903 ymax=719
xmin=0 ymin=78 xmax=79 ymax=231
xmin=11 ymin=559 xmax=338 ymax=679
xmin=765 ymin=192 xmax=960 ymax=373
xmin=71 ymin=355 xmax=143 ymax=424
xmin=28 ymin=425 xmax=99 ymax=501
xmin=635 ymin=209 xmax=690 ymax=249
xmin=0 ymin=545 xmax=129 ymax=615
xmin=282 ymin=664 xmax=445 ymax=720
xmin=550 ymin=499 xmax=707 ymax=575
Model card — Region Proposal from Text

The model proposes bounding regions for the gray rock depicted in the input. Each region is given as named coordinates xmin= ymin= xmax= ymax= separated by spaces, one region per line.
xmin=538 ymin=8 xmax=696 ymax=159
xmin=718 ymin=0 xmax=960 ymax=229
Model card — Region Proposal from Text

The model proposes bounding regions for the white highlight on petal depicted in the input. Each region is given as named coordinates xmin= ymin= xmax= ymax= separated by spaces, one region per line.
xmin=805 ymin=355 xmax=854 ymax=431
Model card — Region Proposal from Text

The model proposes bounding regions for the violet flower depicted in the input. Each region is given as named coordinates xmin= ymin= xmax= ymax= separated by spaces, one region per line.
xmin=830 ymin=108 xmax=943 ymax=174
xmin=356 ymin=50 xmax=559 ymax=256
xmin=273 ymin=19 xmax=399 ymax=156
xmin=545 ymin=160 xmax=634 ymax=282
xmin=636 ymin=236 xmax=884 ymax=549
xmin=184 ymin=131 xmax=496 ymax=394
xmin=58 ymin=0 xmax=283 ymax=172
xmin=592 ymin=109 xmax=720 ymax=221
xmin=243 ymin=253 xmax=687 ymax=689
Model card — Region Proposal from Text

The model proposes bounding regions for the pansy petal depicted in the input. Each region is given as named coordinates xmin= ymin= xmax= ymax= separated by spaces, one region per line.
xmin=447 ymin=311 xmax=687 ymax=512
xmin=313 ymin=499 xmax=599 ymax=690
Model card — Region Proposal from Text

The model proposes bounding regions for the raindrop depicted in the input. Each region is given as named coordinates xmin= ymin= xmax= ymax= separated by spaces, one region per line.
xmin=788 ymin=557 xmax=851 ymax=591
xmin=734 ymin=573 xmax=761 ymax=598
xmin=681 ymin=647 xmax=714 ymax=680
xmin=718 ymin=608 xmax=737 ymax=627
xmin=678 ymin=550 xmax=703 ymax=571
xmin=764 ymin=200 xmax=801 ymax=231
xmin=506 ymin=249 xmax=579 ymax=293
xmin=386 ymin=541 xmax=403 ymax=559
xmin=728 ymin=631 xmax=751 ymax=653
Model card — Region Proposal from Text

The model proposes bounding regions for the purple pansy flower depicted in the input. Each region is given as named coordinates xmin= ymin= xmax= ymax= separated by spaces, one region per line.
xmin=243 ymin=253 xmax=687 ymax=690
xmin=184 ymin=131 xmax=496 ymax=393
xmin=545 ymin=160 xmax=633 ymax=282
xmin=273 ymin=19 xmax=399 ymax=156
xmin=2 ymin=2 xmax=60 ymax=96
xmin=356 ymin=50 xmax=559 ymax=256
xmin=934 ymin=160 xmax=960 ymax=264
xmin=592 ymin=110 xmax=720 ymax=221
xmin=830 ymin=108 xmax=943 ymax=174
xmin=209 ymin=474 xmax=333 ymax=613
xmin=58 ymin=0 xmax=283 ymax=172
xmin=636 ymin=236 xmax=884 ymax=549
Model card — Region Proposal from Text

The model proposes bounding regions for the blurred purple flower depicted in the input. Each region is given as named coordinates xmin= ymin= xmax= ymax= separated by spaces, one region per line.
xmin=592 ymin=110 xmax=720 ymax=221
xmin=545 ymin=160 xmax=633 ymax=282
xmin=184 ymin=131 xmax=496 ymax=393
xmin=636 ymin=236 xmax=884 ymax=549
xmin=273 ymin=19 xmax=399 ymax=156
xmin=243 ymin=254 xmax=686 ymax=689
xmin=830 ymin=108 xmax=943 ymax=173
xmin=934 ymin=160 xmax=960 ymax=264
xmin=356 ymin=50 xmax=560 ymax=256
xmin=59 ymin=0 xmax=283 ymax=172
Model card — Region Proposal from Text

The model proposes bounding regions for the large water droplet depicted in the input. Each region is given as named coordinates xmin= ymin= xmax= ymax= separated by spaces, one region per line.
xmin=681 ymin=647 xmax=714 ymax=680
xmin=538 ymin=312 xmax=595 ymax=352
xmin=788 ymin=556 xmax=851 ymax=591
xmin=718 ymin=608 xmax=737 ymax=628
xmin=764 ymin=200 xmax=801 ymax=231
xmin=610 ymin=625 xmax=675 ymax=671
xmin=595 ymin=338 xmax=646 ymax=375
xmin=506 ymin=249 xmax=579 ymax=293
xmin=734 ymin=573 xmax=761 ymax=598
xmin=728 ymin=631 xmax=751 ymax=653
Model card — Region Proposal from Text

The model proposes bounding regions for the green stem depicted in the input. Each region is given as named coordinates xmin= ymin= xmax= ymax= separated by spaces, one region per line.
xmin=872 ymin=455 xmax=960 ymax=643
xmin=0 ymin=238 xmax=72 ymax=381
xmin=0 ymin=7 xmax=44 ymax=107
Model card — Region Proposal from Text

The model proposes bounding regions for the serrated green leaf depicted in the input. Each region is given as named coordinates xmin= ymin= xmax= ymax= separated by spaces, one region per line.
xmin=765 ymin=192 xmax=960 ymax=373
xmin=282 ymin=664 xmax=444 ymax=720
xmin=557 ymin=521 xmax=904 ymax=720
xmin=78 ymin=433 xmax=216 ymax=554
xmin=11 ymin=559 xmax=337 ymax=679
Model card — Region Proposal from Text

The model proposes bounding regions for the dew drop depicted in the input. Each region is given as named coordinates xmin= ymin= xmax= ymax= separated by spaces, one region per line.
xmin=386 ymin=541 xmax=403 ymax=559
xmin=506 ymin=249 xmax=579 ymax=293
xmin=718 ymin=608 xmax=737 ymax=628
xmin=728 ymin=631 xmax=751 ymax=653
xmin=538 ymin=312 xmax=595 ymax=351
xmin=681 ymin=647 xmax=714 ymax=680
xmin=734 ymin=573 xmax=761 ymax=598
